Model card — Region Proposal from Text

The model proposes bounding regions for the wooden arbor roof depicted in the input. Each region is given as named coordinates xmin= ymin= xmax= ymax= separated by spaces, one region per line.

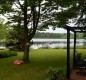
xmin=64 ymin=26 xmax=86 ymax=80
xmin=64 ymin=26 xmax=86 ymax=33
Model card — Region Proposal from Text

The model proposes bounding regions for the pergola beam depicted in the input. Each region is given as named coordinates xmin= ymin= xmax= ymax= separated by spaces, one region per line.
xmin=64 ymin=26 xmax=86 ymax=32
xmin=69 ymin=27 xmax=86 ymax=30
xmin=75 ymin=31 xmax=86 ymax=33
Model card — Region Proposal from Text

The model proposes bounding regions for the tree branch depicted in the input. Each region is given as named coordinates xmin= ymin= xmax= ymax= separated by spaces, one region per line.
xmin=17 ymin=0 xmax=24 ymax=12
xmin=14 ymin=2 xmax=20 ymax=9
xmin=35 ymin=1 xmax=41 ymax=28
xmin=28 ymin=1 xmax=41 ymax=40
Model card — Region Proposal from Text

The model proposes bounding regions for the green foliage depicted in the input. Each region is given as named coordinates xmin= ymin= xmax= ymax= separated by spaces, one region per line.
xmin=0 ymin=0 xmax=14 ymax=13
xmin=83 ymin=33 xmax=86 ymax=40
xmin=45 ymin=67 xmax=66 ymax=80
xmin=0 ymin=50 xmax=17 ymax=58
xmin=6 ymin=25 xmax=25 ymax=51
xmin=0 ymin=21 xmax=9 ymax=40
xmin=75 ymin=52 xmax=82 ymax=62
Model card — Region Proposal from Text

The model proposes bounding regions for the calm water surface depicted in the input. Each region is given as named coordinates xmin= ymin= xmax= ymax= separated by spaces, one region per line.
xmin=30 ymin=38 xmax=86 ymax=49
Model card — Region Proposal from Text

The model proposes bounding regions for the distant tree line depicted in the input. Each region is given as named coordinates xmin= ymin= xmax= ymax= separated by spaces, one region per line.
xmin=34 ymin=32 xmax=84 ymax=39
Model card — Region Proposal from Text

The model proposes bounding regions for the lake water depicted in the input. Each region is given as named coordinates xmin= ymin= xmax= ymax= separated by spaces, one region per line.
xmin=30 ymin=38 xmax=86 ymax=49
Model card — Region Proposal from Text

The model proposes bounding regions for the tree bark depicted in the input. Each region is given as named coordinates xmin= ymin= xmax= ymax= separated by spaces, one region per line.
xmin=23 ymin=43 xmax=30 ymax=62
xmin=23 ymin=0 xmax=41 ymax=62
xmin=23 ymin=0 xmax=30 ymax=62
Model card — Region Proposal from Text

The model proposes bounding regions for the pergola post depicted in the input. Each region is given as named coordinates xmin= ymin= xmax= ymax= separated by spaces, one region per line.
xmin=73 ymin=32 xmax=76 ymax=68
xmin=67 ymin=27 xmax=70 ymax=80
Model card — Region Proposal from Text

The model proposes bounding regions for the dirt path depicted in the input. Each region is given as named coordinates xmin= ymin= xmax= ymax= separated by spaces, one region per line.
xmin=71 ymin=69 xmax=86 ymax=80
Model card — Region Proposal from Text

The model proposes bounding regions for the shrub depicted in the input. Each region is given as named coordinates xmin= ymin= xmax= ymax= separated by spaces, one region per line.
xmin=0 ymin=50 xmax=17 ymax=58
xmin=45 ymin=67 xmax=66 ymax=80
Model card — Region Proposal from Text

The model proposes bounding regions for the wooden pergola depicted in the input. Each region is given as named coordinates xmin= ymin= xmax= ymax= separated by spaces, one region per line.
xmin=64 ymin=26 xmax=86 ymax=80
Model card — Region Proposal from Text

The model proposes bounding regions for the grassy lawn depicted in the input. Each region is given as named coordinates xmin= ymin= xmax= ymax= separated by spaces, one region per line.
xmin=0 ymin=49 xmax=86 ymax=80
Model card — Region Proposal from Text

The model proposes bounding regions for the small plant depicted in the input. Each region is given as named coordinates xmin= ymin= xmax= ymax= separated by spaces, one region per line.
xmin=75 ymin=52 xmax=82 ymax=62
xmin=45 ymin=67 xmax=66 ymax=80
xmin=0 ymin=50 xmax=17 ymax=58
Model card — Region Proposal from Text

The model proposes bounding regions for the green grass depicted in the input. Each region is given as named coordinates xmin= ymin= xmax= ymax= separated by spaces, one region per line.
xmin=0 ymin=49 xmax=86 ymax=80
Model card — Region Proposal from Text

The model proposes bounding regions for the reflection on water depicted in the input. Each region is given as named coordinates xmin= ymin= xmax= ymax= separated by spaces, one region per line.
xmin=30 ymin=39 xmax=86 ymax=49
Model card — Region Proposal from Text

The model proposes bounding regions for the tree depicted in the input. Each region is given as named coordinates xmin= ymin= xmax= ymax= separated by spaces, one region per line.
xmin=0 ymin=0 xmax=61 ymax=61
xmin=0 ymin=0 xmax=43 ymax=61
xmin=0 ymin=0 xmax=80 ymax=62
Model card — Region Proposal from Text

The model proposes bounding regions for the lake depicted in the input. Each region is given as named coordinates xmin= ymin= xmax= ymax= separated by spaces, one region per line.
xmin=30 ymin=38 xmax=86 ymax=49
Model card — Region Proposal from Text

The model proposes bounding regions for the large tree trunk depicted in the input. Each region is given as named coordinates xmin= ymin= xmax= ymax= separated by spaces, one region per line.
xmin=23 ymin=0 xmax=29 ymax=62
xmin=22 ymin=0 xmax=41 ymax=62
xmin=23 ymin=43 xmax=30 ymax=62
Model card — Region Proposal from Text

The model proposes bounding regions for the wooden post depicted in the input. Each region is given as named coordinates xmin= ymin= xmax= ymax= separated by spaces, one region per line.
xmin=67 ymin=27 xmax=70 ymax=80
xmin=73 ymin=32 xmax=76 ymax=68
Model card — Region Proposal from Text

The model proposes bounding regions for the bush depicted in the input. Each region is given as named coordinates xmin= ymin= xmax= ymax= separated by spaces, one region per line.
xmin=0 ymin=50 xmax=17 ymax=58
xmin=45 ymin=67 xmax=66 ymax=80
